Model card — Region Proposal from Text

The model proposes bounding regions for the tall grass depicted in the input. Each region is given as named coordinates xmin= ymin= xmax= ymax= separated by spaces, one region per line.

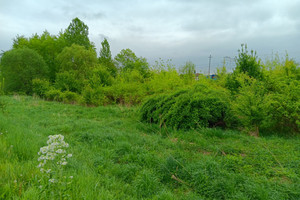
xmin=0 ymin=95 xmax=299 ymax=199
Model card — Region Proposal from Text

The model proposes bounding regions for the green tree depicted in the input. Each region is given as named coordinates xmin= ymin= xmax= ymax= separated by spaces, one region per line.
xmin=63 ymin=17 xmax=92 ymax=49
xmin=12 ymin=31 xmax=67 ymax=81
xmin=179 ymin=61 xmax=196 ymax=75
xmin=114 ymin=49 xmax=149 ymax=76
xmin=98 ymin=38 xmax=117 ymax=77
xmin=0 ymin=48 xmax=48 ymax=94
xmin=235 ymin=44 xmax=262 ymax=79
xmin=56 ymin=44 xmax=98 ymax=76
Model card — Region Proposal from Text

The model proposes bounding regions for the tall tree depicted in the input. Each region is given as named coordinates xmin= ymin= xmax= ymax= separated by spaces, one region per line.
xmin=63 ymin=17 xmax=92 ymax=49
xmin=99 ymin=38 xmax=112 ymax=62
xmin=114 ymin=48 xmax=149 ymax=76
xmin=56 ymin=44 xmax=98 ymax=77
xmin=12 ymin=31 xmax=66 ymax=82
xmin=98 ymin=38 xmax=117 ymax=76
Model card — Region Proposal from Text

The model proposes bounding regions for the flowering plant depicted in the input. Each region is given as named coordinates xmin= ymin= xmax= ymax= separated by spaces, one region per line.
xmin=37 ymin=134 xmax=73 ymax=198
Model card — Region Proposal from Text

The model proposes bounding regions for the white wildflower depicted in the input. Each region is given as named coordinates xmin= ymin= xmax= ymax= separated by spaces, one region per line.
xmin=49 ymin=179 xmax=55 ymax=183
xmin=37 ymin=134 xmax=73 ymax=188
xmin=61 ymin=161 xmax=67 ymax=166
xmin=69 ymin=176 xmax=73 ymax=179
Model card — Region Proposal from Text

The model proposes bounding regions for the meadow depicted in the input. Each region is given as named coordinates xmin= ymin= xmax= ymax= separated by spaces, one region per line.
xmin=0 ymin=95 xmax=299 ymax=199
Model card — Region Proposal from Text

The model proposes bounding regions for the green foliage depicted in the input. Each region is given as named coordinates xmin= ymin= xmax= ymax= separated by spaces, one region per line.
xmin=0 ymin=96 xmax=299 ymax=199
xmin=231 ymin=76 xmax=266 ymax=135
xmin=114 ymin=49 xmax=149 ymax=77
xmin=56 ymin=44 xmax=97 ymax=76
xmin=55 ymin=71 xmax=84 ymax=93
xmin=0 ymin=99 xmax=5 ymax=113
xmin=60 ymin=91 xmax=81 ymax=104
xmin=230 ymin=56 xmax=300 ymax=135
xmin=88 ymin=65 xmax=113 ymax=88
xmin=133 ymin=170 xmax=160 ymax=198
xmin=32 ymin=78 xmax=50 ymax=98
xmin=235 ymin=44 xmax=262 ymax=79
xmin=0 ymin=48 xmax=48 ymax=94
xmin=179 ymin=61 xmax=196 ymax=75
xmin=261 ymin=56 xmax=300 ymax=134
xmin=0 ymin=77 xmax=4 ymax=95
xmin=13 ymin=31 xmax=66 ymax=81
xmin=45 ymin=89 xmax=63 ymax=101
xmin=146 ymin=66 xmax=185 ymax=95
xmin=63 ymin=17 xmax=92 ymax=49
xmin=140 ymin=82 xmax=230 ymax=129
xmin=179 ymin=61 xmax=197 ymax=84
xmin=98 ymin=38 xmax=117 ymax=77
xmin=82 ymin=86 xmax=108 ymax=106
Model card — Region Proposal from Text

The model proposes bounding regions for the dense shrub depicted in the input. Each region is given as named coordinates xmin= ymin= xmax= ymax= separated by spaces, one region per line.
xmin=88 ymin=66 xmax=113 ymax=87
xmin=55 ymin=71 xmax=84 ymax=93
xmin=45 ymin=89 xmax=63 ymax=101
xmin=146 ymin=68 xmax=185 ymax=95
xmin=82 ymin=86 xmax=108 ymax=106
xmin=140 ymin=83 xmax=231 ymax=129
xmin=230 ymin=57 xmax=300 ymax=135
xmin=0 ymin=48 xmax=48 ymax=94
xmin=56 ymin=44 xmax=97 ymax=76
xmin=32 ymin=78 xmax=50 ymax=98
xmin=60 ymin=90 xmax=81 ymax=104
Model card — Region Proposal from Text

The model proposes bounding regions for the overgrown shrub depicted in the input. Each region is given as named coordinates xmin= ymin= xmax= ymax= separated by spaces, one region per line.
xmin=45 ymin=89 xmax=63 ymax=101
xmin=230 ymin=76 xmax=266 ymax=135
xmin=55 ymin=71 xmax=84 ymax=93
xmin=0 ymin=78 xmax=4 ymax=95
xmin=88 ymin=66 xmax=113 ymax=88
xmin=140 ymin=83 xmax=231 ymax=130
xmin=82 ymin=86 xmax=108 ymax=106
xmin=0 ymin=48 xmax=49 ymax=94
xmin=32 ymin=78 xmax=50 ymax=98
xmin=60 ymin=91 xmax=81 ymax=104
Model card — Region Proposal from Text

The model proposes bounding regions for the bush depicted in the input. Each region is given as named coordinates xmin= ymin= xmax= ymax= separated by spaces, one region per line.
xmin=88 ymin=65 xmax=113 ymax=88
xmin=146 ymin=68 xmax=185 ymax=95
xmin=140 ymin=83 xmax=231 ymax=130
xmin=32 ymin=78 xmax=50 ymax=98
xmin=0 ymin=48 xmax=48 ymax=94
xmin=230 ymin=77 xmax=266 ymax=135
xmin=45 ymin=89 xmax=63 ymax=101
xmin=55 ymin=71 xmax=84 ymax=93
xmin=82 ymin=86 xmax=108 ymax=106
xmin=0 ymin=78 xmax=4 ymax=95
xmin=60 ymin=91 xmax=80 ymax=104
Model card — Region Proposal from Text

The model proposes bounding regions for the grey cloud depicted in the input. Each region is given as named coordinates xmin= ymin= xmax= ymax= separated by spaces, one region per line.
xmin=0 ymin=0 xmax=299 ymax=67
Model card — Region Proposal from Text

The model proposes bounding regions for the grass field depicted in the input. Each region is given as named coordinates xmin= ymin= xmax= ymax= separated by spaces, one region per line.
xmin=0 ymin=95 xmax=299 ymax=199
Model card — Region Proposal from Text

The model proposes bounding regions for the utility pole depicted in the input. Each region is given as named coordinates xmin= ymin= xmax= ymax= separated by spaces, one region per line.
xmin=208 ymin=54 xmax=212 ymax=76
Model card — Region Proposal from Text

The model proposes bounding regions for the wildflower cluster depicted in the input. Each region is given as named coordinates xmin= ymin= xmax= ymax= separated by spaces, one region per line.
xmin=37 ymin=134 xmax=72 ymax=184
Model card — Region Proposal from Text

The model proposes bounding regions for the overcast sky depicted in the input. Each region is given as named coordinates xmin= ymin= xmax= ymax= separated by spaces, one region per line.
xmin=1 ymin=0 xmax=299 ymax=73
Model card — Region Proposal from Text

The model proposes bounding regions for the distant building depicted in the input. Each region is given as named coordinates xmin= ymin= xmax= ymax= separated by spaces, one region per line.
xmin=209 ymin=74 xmax=217 ymax=80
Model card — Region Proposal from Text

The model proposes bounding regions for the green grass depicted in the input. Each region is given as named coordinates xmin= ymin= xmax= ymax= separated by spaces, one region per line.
xmin=0 ymin=95 xmax=299 ymax=199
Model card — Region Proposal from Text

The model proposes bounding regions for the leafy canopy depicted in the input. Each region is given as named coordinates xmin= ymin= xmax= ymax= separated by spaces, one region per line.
xmin=235 ymin=44 xmax=262 ymax=79
xmin=0 ymin=48 xmax=48 ymax=94
xmin=63 ymin=17 xmax=92 ymax=49
xmin=98 ymin=38 xmax=117 ymax=77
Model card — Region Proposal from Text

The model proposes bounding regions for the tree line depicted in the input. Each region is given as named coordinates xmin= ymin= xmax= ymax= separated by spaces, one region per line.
xmin=0 ymin=18 xmax=299 ymax=135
